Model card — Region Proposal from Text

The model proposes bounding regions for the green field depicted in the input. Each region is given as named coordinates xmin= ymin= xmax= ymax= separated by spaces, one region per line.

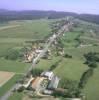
xmin=0 ymin=19 xmax=51 ymax=39
xmin=0 ymin=58 xmax=30 ymax=73
xmin=83 ymin=65 xmax=99 ymax=100
xmin=54 ymin=58 xmax=88 ymax=80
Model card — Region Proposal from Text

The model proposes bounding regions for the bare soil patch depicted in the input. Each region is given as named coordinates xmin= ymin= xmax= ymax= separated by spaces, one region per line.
xmin=0 ymin=71 xmax=15 ymax=87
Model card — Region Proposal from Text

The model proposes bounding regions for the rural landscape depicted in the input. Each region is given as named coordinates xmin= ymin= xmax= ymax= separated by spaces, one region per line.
xmin=0 ymin=0 xmax=99 ymax=100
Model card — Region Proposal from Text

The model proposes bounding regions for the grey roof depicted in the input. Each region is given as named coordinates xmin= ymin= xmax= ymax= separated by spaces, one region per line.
xmin=48 ymin=76 xmax=60 ymax=89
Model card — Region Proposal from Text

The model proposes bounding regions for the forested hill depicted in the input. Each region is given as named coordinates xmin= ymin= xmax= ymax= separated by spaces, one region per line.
xmin=0 ymin=9 xmax=99 ymax=24
xmin=76 ymin=14 xmax=99 ymax=24
xmin=0 ymin=9 xmax=77 ymax=21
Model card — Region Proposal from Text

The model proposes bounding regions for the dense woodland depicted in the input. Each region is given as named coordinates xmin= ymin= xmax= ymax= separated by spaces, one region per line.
xmin=0 ymin=9 xmax=99 ymax=24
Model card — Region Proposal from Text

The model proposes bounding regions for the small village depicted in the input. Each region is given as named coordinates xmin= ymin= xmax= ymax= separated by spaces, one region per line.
xmin=17 ymin=20 xmax=68 ymax=97
xmin=13 ymin=20 xmax=86 ymax=100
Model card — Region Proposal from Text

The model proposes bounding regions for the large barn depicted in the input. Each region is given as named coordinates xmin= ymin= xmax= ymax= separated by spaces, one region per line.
xmin=48 ymin=76 xmax=60 ymax=89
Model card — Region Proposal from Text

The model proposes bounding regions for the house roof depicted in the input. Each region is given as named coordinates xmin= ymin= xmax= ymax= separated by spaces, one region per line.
xmin=31 ymin=77 xmax=43 ymax=90
xmin=48 ymin=76 xmax=60 ymax=89
xmin=41 ymin=71 xmax=54 ymax=78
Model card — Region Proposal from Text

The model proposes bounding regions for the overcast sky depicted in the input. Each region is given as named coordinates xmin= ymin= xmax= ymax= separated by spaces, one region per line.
xmin=0 ymin=0 xmax=99 ymax=14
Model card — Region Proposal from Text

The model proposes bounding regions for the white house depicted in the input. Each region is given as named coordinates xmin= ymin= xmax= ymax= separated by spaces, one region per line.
xmin=35 ymin=49 xmax=43 ymax=54
xmin=41 ymin=71 xmax=54 ymax=80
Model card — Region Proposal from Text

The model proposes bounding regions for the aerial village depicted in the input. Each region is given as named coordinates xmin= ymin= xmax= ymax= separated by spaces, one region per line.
xmin=14 ymin=19 xmax=86 ymax=100
xmin=20 ymin=26 xmax=65 ymax=96
xmin=0 ymin=1 xmax=99 ymax=100
xmin=22 ymin=40 xmax=61 ymax=96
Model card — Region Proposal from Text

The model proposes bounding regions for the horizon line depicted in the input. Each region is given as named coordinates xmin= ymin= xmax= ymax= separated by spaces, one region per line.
xmin=0 ymin=8 xmax=99 ymax=15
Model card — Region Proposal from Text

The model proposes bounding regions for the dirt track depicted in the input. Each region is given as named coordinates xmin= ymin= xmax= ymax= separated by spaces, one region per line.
xmin=0 ymin=25 xmax=20 ymax=31
xmin=0 ymin=71 xmax=15 ymax=87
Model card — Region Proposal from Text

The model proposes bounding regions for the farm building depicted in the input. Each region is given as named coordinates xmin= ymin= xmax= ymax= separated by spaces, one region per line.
xmin=31 ymin=77 xmax=44 ymax=91
xmin=48 ymin=76 xmax=60 ymax=89
xmin=41 ymin=71 xmax=54 ymax=80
